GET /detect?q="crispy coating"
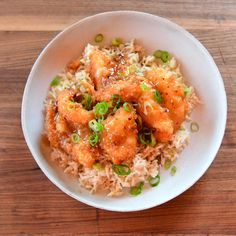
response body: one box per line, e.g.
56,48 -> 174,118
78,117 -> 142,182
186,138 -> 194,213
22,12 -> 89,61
137,89 -> 174,142
100,107 -> 138,164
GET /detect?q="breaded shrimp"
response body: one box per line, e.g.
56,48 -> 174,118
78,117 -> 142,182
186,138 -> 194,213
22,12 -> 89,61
95,79 -> 142,102
72,141 -> 99,168
57,89 -> 94,127
137,89 -> 174,142
45,106 -> 60,148
146,70 -> 188,129
100,107 -> 137,164
55,114 -> 70,134
88,47 -> 111,90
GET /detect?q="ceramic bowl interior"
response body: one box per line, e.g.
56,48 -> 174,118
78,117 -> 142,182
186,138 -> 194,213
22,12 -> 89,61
22,11 -> 227,212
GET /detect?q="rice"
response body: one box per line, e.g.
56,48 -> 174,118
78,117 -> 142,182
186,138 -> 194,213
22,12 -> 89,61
44,39 -> 200,196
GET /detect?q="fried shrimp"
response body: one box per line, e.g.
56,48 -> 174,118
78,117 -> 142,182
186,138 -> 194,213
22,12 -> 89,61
57,89 -> 94,127
72,141 -> 99,168
95,79 -> 142,102
45,106 -> 60,148
146,70 -> 188,129
137,89 -> 174,142
100,107 -> 137,164
88,47 -> 111,90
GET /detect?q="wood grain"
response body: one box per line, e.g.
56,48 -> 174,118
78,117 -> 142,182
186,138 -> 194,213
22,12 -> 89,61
0,0 -> 235,235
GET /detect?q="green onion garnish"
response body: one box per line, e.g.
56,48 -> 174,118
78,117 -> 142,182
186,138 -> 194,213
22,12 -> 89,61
184,85 -> 191,96
154,90 -> 162,103
130,182 -> 144,196
94,101 -> 109,116
71,133 -> 80,143
123,102 -> 132,112
171,166 -> 177,175
153,50 -> 170,63
110,94 -> 121,112
94,33 -> 104,43
111,37 -> 123,46
67,101 -> 76,111
80,93 -> 93,110
89,133 -> 99,146
153,50 -> 162,59
140,83 -> 147,91
148,175 -> 160,187
89,119 -> 104,133
112,164 -> 131,176
138,128 -> 156,146
190,122 -> 199,132
160,51 -> 170,63
50,76 -> 61,87
164,159 -> 172,170
93,162 -> 104,170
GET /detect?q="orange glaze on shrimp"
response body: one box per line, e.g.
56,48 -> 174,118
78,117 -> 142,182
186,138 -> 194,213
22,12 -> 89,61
88,47 -> 111,90
72,141 -> 99,168
137,89 -> 174,142
57,89 -> 94,127
146,70 -> 188,129
95,79 -> 142,103
100,107 -> 137,164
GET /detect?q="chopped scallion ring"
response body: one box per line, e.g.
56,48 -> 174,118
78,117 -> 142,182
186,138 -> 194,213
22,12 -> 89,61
140,83 -> 147,91
190,122 -> 199,132
94,101 -> 109,116
50,76 -> 61,87
93,162 -> 104,170
123,102 -> 132,112
81,93 -> 93,110
71,133 -> 80,143
153,50 -> 170,63
148,175 -> 160,187
111,37 -> 123,46
129,182 -> 144,196
89,119 -> 104,133
184,85 -> 191,96
164,159 -> 172,170
94,33 -> 104,43
171,166 -> 177,175
112,164 -> 131,176
89,133 -> 99,146
154,90 -> 162,103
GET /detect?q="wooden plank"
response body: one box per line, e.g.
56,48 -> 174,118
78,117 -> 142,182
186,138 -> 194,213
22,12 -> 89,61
0,0 -> 235,234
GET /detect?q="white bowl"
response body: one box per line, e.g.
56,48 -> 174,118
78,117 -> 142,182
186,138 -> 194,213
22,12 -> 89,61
21,11 -> 227,212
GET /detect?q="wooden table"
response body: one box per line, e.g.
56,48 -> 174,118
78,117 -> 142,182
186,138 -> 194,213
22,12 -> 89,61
0,1 -> 236,235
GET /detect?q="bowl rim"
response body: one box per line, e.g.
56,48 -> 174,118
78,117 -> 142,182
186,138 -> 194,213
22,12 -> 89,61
21,10 -> 227,212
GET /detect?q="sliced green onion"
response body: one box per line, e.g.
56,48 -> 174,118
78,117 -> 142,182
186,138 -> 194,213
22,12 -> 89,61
164,159 -> 172,170
50,76 -> 61,87
184,85 -> 191,96
67,101 -> 76,111
111,37 -> 123,46
93,162 -> 104,170
140,83 -> 147,91
161,51 -> 170,63
138,128 -> 156,146
143,101 -> 153,115
94,101 -> 109,116
94,33 -> 104,43
130,182 -> 144,196
89,133 -> 99,146
153,50 -> 170,63
112,164 -> 131,176
153,50 -> 162,59
154,90 -> 162,103
80,93 -> 93,110
89,119 -> 104,133
148,175 -> 160,187
110,94 -> 121,112
71,133 -> 80,143
171,166 -> 177,175
123,102 -> 132,112
190,122 -> 199,132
